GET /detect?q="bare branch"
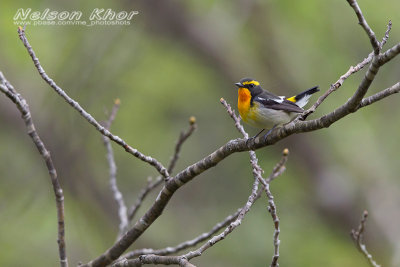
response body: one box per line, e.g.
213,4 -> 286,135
220,98 -> 248,138
351,211 -> 381,267
128,117 -> 197,221
121,133 -> 284,263
120,156 -> 275,265
346,0 -> 380,54
302,54 -> 373,120
0,72 -> 68,267
17,27 -> 170,179
124,208 -> 240,259
249,148 -> 286,267
256,171 -> 280,267
301,20 -> 393,120
168,116 -> 197,175
378,42 -> 400,65
104,98 -> 121,130
183,148 -> 288,266
112,255 -> 196,267
360,82 -> 400,108
266,148 -> 289,184
184,173 -> 261,261
220,97 -> 285,266
271,26 -> 399,144
252,149 -> 289,267
179,100 -> 260,261
128,176 -> 160,221
102,99 -> 128,239
382,20 -> 392,46
338,1 -> 397,114
220,98 -> 288,266
258,148 -> 289,265
121,145 -> 287,264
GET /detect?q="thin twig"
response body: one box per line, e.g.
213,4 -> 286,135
17,26 -> 170,179
183,173 -> 261,261
382,20 -> 392,46
300,20 -> 392,120
219,98 -> 248,138
168,116 -> 197,175
122,145 -> 286,262
104,99 -> 121,130
248,147 -> 288,267
128,117 -> 197,221
347,0 -> 380,55
351,211 -> 381,267
266,148 -> 289,184
128,176 -> 161,221
180,101 -> 261,262
112,255 -> 196,267
123,208 -> 241,259
183,149 -> 288,266
378,42 -> 400,66
102,99 -> 128,239
256,168 -> 282,267
360,82 -> 400,108
0,72 -> 68,267
301,54 -> 373,120
220,98 -> 287,266
256,150 -> 289,266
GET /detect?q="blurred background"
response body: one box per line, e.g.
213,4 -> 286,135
1,0 -> 400,266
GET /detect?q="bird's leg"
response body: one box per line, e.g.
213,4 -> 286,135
253,128 -> 265,139
263,124 -> 278,142
246,129 -> 265,146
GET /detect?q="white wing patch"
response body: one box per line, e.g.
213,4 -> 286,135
276,96 -> 285,103
256,96 -> 284,103
295,94 -> 311,108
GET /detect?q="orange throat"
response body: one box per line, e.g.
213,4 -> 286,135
238,88 -> 251,120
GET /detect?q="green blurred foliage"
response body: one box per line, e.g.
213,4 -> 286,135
0,0 -> 400,266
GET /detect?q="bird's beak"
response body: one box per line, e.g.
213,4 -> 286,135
235,82 -> 243,88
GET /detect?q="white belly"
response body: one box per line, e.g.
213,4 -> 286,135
243,106 -> 296,129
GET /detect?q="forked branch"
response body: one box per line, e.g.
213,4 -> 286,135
17,26 -> 169,179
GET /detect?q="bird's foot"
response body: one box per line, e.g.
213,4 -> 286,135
246,128 -> 265,146
263,125 -> 278,142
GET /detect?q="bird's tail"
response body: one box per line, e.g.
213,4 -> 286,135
286,86 -> 319,108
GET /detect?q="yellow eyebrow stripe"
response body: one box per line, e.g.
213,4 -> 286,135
242,80 -> 260,86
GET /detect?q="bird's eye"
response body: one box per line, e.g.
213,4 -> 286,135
249,83 -> 255,88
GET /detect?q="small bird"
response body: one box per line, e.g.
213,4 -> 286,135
235,78 -> 319,139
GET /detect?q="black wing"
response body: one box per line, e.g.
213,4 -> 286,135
253,94 -> 304,113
